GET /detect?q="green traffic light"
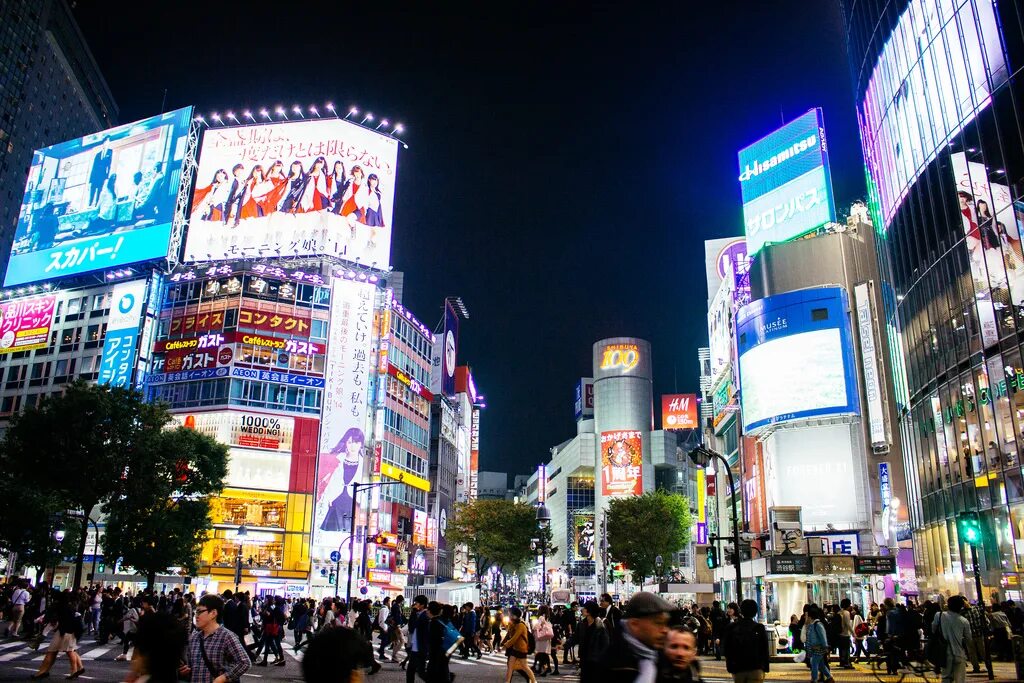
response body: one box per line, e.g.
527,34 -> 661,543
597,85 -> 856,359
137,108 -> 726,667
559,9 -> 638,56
959,514 -> 982,546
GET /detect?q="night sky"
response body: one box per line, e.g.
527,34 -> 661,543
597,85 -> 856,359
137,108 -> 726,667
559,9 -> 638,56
73,1 -> 867,478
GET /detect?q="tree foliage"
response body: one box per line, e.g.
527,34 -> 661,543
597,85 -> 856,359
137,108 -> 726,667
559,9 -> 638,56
607,489 -> 693,585
446,499 -> 554,579
102,426 -> 228,588
0,382 -> 227,586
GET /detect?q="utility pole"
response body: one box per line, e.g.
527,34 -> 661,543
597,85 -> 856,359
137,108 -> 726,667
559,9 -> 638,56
689,446 -> 742,603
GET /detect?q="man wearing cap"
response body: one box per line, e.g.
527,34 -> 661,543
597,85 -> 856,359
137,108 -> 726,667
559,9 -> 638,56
600,592 -> 673,683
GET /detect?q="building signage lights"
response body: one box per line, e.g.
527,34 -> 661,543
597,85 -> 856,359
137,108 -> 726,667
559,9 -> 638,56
0,295 -> 56,354
600,430 -> 643,497
662,394 -> 699,430
737,108 -> 835,256
99,280 -> 147,388
599,344 -> 640,372
855,283 -> 888,449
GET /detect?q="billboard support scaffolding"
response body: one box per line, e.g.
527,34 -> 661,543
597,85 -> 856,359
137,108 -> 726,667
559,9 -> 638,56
167,118 -> 202,270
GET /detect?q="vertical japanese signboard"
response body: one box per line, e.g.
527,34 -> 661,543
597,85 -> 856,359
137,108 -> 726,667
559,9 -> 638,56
470,408 -> 480,499
854,282 -> 888,449
600,430 -> 643,497
314,278 -> 375,549
0,295 -> 56,354
99,280 -> 148,387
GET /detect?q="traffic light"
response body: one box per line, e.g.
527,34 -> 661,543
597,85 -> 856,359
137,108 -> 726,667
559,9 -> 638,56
958,513 -> 982,546
328,571 -> 336,585
706,546 -> 718,569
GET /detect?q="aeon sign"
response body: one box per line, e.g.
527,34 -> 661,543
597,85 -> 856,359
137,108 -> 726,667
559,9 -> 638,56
600,344 -> 640,372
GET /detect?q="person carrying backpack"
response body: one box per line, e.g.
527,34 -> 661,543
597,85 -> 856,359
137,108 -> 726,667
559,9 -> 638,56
722,598 -> 769,682
932,596 -> 972,683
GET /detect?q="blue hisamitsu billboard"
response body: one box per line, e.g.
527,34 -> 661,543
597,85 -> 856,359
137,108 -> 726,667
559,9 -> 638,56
738,108 -> 835,257
736,287 -> 858,433
5,106 -> 194,286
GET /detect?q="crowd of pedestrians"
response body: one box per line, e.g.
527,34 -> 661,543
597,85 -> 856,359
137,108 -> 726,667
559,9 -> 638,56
2,577 -> 1019,682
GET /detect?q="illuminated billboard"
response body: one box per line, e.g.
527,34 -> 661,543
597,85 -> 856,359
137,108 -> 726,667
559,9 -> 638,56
738,108 -> 835,256
0,295 -> 56,354
737,287 -> 859,433
574,378 -> 594,420
314,278 -> 376,548
600,430 -> 643,497
6,107 -> 194,286
950,152 -> 1024,308
568,510 -> 595,562
859,0 -> 1007,225
184,118 -> 399,269
661,394 -> 698,430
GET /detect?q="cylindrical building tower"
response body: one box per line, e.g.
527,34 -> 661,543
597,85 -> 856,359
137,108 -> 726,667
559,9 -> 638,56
592,337 -> 654,585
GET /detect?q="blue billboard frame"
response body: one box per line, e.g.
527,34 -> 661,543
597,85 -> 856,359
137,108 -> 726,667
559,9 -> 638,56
5,106 -> 194,286
736,286 -> 859,432
738,108 -> 836,257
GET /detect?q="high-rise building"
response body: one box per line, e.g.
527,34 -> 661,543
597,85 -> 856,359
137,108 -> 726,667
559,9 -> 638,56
0,0 -> 117,276
844,0 -> 1024,599
525,337 -> 699,602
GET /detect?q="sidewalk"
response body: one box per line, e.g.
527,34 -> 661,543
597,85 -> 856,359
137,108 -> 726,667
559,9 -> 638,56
699,658 -> 1024,681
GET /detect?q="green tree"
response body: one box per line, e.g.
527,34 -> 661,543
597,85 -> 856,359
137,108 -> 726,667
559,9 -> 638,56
607,489 -> 693,586
102,426 -> 228,589
1,381 -> 172,586
447,499 -> 552,582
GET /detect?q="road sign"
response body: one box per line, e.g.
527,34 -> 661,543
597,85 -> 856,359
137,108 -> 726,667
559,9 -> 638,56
330,551 -> 341,562
360,586 -> 368,595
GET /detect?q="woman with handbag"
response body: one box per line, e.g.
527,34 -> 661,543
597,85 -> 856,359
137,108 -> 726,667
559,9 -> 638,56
532,605 -> 556,676
502,607 -> 537,683
805,605 -> 835,683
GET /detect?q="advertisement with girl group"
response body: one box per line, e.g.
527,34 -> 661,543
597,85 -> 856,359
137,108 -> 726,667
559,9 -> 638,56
184,118 -> 399,268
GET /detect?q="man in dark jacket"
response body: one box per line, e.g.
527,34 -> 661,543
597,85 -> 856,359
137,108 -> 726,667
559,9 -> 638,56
598,592 -> 673,683
577,601 -> 609,683
722,599 -> 769,682
405,595 -> 430,683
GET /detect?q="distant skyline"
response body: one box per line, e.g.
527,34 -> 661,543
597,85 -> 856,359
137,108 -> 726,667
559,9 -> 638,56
72,1 -> 866,476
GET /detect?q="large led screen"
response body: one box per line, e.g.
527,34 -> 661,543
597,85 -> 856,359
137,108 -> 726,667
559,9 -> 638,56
738,109 -> 835,256
184,119 -> 399,269
737,287 -> 859,433
6,107 -> 194,286
859,0 -> 1007,226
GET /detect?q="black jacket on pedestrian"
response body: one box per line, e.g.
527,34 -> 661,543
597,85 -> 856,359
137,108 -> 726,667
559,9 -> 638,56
577,617 -> 609,665
425,616 -> 449,682
721,617 -> 769,674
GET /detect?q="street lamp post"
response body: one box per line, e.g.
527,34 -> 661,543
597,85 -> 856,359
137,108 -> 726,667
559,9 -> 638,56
52,528 -> 65,587
536,503 -> 551,604
689,446 -> 742,603
345,479 -> 405,607
234,524 -> 248,593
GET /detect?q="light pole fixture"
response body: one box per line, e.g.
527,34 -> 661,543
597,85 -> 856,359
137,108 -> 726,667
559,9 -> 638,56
52,528 -> 65,586
234,524 -> 248,592
536,503 -> 551,603
345,478 -> 405,607
689,446 -> 743,602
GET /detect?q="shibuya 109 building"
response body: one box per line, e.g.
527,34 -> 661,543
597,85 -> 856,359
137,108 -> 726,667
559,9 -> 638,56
0,104 -> 482,597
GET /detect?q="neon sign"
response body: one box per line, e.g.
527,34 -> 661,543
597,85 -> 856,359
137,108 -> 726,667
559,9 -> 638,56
599,344 -> 640,372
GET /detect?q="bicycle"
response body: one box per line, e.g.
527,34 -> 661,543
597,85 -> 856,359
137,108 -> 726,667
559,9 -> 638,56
870,636 -> 937,683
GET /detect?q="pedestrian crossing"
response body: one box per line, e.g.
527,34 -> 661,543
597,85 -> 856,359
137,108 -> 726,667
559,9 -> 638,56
0,636 -> 129,663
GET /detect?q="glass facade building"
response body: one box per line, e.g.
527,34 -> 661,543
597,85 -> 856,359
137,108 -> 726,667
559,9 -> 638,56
844,0 -> 1024,598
